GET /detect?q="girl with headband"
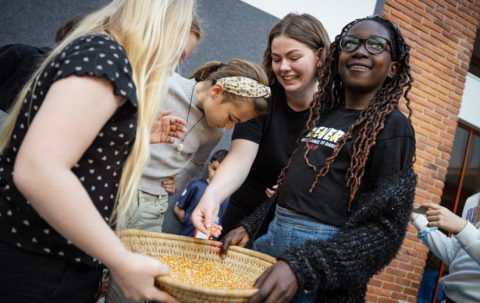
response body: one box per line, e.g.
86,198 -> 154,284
197,15 -> 417,303
108,60 -> 269,302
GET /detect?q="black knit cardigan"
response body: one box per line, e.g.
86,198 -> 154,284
240,166 -> 417,303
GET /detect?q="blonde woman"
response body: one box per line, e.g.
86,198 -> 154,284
0,0 -> 193,302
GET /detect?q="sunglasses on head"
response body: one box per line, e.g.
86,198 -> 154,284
339,35 -> 393,56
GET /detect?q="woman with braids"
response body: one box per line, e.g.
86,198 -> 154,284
191,13 -> 330,238
194,16 -> 417,303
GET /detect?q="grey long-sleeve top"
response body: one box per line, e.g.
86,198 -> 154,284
137,73 -> 223,195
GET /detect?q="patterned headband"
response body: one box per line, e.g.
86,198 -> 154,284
214,77 -> 271,99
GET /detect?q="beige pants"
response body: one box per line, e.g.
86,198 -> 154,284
124,190 -> 168,232
106,190 -> 168,303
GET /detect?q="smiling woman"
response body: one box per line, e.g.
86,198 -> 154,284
189,14 -> 332,246
216,15 -> 417,303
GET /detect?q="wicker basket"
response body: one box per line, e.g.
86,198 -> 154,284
118,229 -> 276,303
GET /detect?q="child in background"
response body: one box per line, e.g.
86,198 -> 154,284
411,191 -> 480,303
175,149 -> 230,240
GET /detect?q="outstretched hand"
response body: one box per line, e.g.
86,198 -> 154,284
248,261 -> 298,303
190,190 -> 222,237
109,251 -> 179,302
220,226 -> 250,260
150,109 -> 187,144
423,202 -> 468,234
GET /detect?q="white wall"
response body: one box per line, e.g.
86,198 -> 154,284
241,0 -> 378,41
459,73 -> 480,128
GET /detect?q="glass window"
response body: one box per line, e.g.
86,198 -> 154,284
457,133 -> 480,216
440,127 -> 469,212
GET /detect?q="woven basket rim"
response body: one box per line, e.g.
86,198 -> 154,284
118,229 -> 276,297
118,229 -> 277,264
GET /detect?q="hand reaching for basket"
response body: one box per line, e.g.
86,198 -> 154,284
248,261 -> 298,303
219,226 -> 250,260
190,189 -> 222,237
109,251 -> 180,303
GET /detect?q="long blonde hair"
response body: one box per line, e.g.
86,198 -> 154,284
0,0 -> 194,228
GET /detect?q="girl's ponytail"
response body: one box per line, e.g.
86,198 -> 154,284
189,61 -> 223,81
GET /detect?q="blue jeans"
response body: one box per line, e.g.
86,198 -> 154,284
253,205 -> 340,303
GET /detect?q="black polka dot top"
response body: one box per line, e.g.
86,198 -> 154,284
0,35 -> 137,268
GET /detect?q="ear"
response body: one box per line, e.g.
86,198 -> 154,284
387,62 -> 399,79
210,83 -> 224,100
316,47 -> 324,68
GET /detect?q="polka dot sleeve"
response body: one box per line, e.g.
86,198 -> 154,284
51,35 -> 137,107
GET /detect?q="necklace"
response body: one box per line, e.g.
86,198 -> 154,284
177,83 -> 205,154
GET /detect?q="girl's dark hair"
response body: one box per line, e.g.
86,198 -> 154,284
277,16 -> 414,210
55,14 -> 86,43
263,13 -> 330,85
189,60 -> 269,115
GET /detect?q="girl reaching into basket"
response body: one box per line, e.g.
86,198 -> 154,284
191,13 -> 331,239
107,60 -> 270,303
120,59 -> 270,233
0,0 -> 195,302
193,15 -> 417,303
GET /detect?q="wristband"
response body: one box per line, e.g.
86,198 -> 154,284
417,226 -> 438,239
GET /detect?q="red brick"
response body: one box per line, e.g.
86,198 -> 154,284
369,286 -> 392,297
365,294 -> 379,302
395,276 -> 413,286
369,278 -> 383,287
391,292 -> 408,301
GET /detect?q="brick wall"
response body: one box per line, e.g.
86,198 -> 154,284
365,1 -> 480,302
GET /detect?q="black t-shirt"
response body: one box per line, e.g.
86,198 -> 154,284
230,83 -> 310,214
0,35 -> 137,268
278,108 -> 415,227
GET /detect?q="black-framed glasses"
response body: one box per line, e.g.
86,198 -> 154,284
339,35 -> 392,56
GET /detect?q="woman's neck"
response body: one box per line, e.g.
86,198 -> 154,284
285,82 -> 318,112
344,90 -> 377,110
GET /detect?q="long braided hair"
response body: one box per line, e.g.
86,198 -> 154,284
276,16 -> 414,210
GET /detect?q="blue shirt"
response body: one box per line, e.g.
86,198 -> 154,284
177,179 -> 230,239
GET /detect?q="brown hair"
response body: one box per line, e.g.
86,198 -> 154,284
263,13 -> 330,85
276,16 -> 414,210
55,15 -> 86,43
190,60 -> 269,115
190,13 -> 202,41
